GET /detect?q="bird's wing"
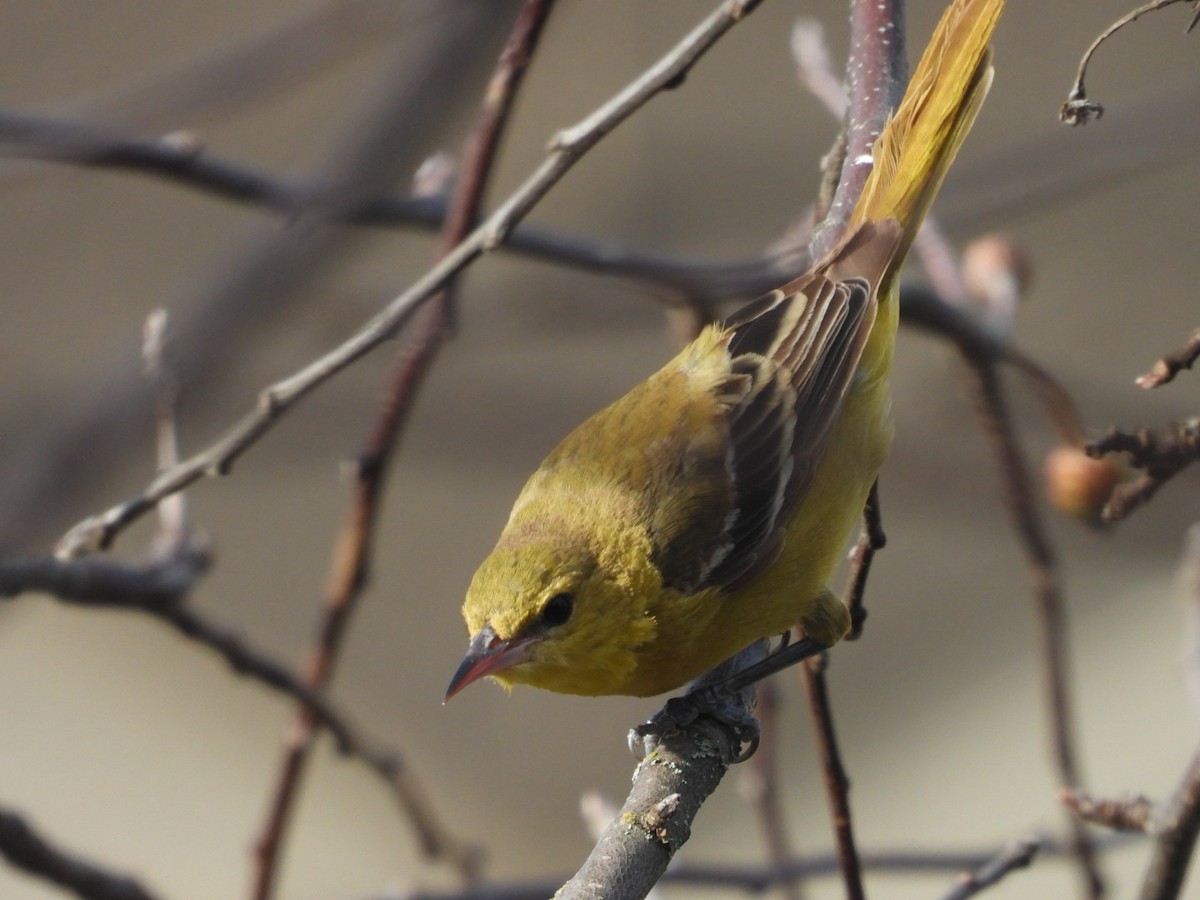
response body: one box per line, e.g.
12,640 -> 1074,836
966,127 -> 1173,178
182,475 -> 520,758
652,219 -> 903,593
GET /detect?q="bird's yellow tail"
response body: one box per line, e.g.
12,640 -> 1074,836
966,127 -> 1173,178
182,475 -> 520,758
852,0 -> 1003,290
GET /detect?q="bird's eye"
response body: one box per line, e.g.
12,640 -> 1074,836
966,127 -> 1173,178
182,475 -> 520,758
541,592 -> 574,627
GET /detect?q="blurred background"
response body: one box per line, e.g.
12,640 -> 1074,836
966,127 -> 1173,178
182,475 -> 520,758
2,1 -> 1200,897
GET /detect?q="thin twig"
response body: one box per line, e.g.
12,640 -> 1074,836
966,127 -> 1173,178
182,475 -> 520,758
963,356 -> 1104,899
791,18 -> 848,120
940,838 -> 1040,900
1086,419 -> 1200,523
1062,0 -> 1200,126
0,806 -> 162,900
1139,746 -> 1200,900
739,680 -> 804,900
1137,327 -> 1200,389
1062,789 -> 1157,834
379,834 -> 1132,900
55,0 -> 771,560
0,554 -> 420,802
911,206 -> 1102,898
801,654 -> 865,900
249,3 -> 556,896
0,109 -> 801,305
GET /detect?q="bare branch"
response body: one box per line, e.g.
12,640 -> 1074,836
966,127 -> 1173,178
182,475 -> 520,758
0,805 -> 162,900
0,554 -> 426,810
380,835 -> 1126,900
1062,0 -> 1200,126
809,0 -> 906,257
801,654 -> 864,900
790,18 -> 847,120
1062,789 -> 1157,833
1140,746 -> 1200,900
556,716 -> 740,900
250,2 -> 556,895
739,681 -> 804,900
1086,419 -> 1200,523
962,358 -> 1104,898
1137,327 -> 1200,389
55,0 -> 770,560
940,839 -> 1040,900
912,213 -> 1103,897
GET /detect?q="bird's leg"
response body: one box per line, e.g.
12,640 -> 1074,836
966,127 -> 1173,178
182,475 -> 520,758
630,630 -> 830,762
630,640 -> 769,761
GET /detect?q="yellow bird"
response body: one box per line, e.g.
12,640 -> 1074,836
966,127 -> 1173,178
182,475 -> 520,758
447,0 -> 1003,702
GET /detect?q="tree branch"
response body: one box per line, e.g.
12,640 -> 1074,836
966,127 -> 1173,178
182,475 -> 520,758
809,0 -> 906,257
54,0 -> 771,560
940,838 -> 1040,900
0,805 -> 162,900
250,1 -> 556,895
802,654 -> 864,900
1139,745 -> 1200,900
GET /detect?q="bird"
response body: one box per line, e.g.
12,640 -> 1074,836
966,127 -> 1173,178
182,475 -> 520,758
446,0 -> 1004,703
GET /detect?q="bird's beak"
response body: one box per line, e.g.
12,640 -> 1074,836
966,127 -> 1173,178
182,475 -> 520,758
443,623 -> 538,703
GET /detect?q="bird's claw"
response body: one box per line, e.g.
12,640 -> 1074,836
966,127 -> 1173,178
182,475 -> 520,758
628,682 -> 761,762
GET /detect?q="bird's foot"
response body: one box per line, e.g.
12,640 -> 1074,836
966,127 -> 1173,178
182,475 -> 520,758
628,680 -> 761,763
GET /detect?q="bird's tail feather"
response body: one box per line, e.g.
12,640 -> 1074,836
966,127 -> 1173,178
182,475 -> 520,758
851,0 -> 1004,288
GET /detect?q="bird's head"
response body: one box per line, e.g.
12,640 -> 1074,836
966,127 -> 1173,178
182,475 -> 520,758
445,530 -> 657,699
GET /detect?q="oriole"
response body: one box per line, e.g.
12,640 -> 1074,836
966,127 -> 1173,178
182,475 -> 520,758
446,0 -> 1003,701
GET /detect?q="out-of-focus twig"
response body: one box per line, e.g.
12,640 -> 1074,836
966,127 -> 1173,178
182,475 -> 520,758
382,835 -> 1131,900
913,220 -> 1103,898
0,554 -> 424,804
1086,419 -> 1200,523
54,0 -> 776,560
1137,327 -> 1200,389
1140,746 -> 1200,900
739,680 -> 804,900
1079,321 -> 1200,526
0,109 -> 800,306
1062,789 -> 1157,834
962,357 -> 1104,899
940,838 -> 1040,900
0,806 -> 161,900
1062,0 -> 1200,126
59,0 -> 412,133
790,18 -> 847,120
249,2 -> 557,897
801,654 -> 864,900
